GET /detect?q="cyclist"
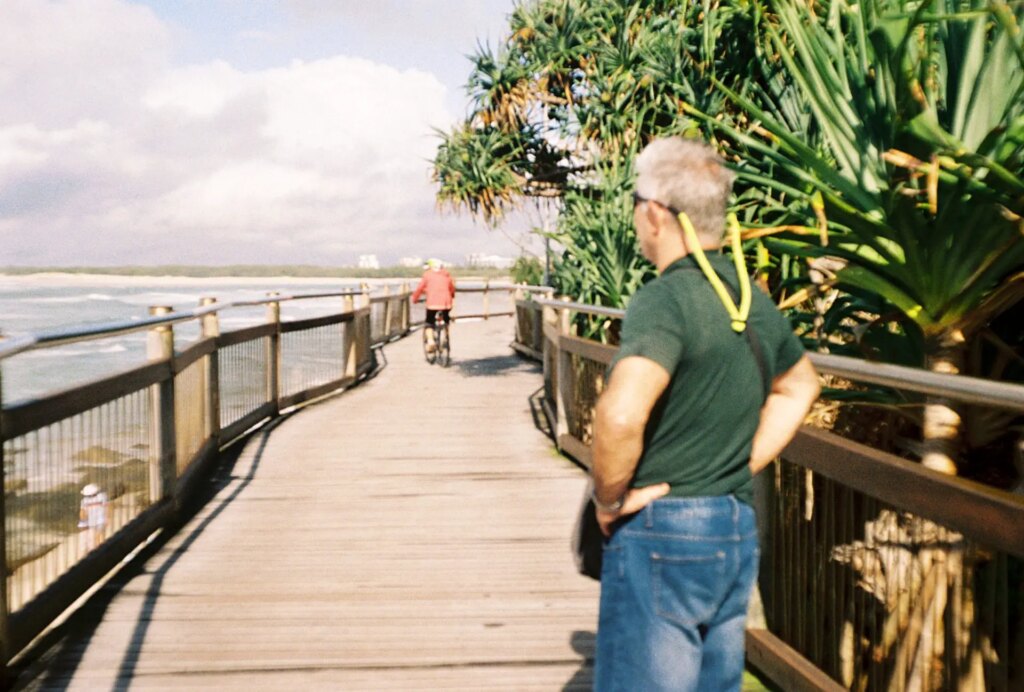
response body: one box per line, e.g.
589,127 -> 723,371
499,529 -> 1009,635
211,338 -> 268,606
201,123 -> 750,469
411,258 -> 455,353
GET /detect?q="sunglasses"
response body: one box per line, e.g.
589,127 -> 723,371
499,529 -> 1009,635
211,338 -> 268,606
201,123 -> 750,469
632,191 -> 682,217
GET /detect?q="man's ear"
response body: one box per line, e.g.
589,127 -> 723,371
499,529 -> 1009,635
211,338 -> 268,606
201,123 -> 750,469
646,202 -> 674,237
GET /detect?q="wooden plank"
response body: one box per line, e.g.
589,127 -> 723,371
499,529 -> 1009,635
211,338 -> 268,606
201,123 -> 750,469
218,403 -> 276,445
175,437 -> 219,496
172,338 -> 216,374
278,376 -> 355,410
509,341 -> 542,361
746,629 -> 844,692
280,312 -> 353,334
2,362 -> 170,440
452,311 -> 514,320
558,434 -> 593,470
785,426 -> 1024,558
217,323 -> 276,348
558,334 -> 616,366
542,321 -> 561,343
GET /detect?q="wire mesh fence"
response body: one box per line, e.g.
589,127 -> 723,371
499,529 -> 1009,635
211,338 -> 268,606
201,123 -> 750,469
280,322 -> 347,399
218,337 -> 270,430
3,390 -> 153,612
566,353 -> 607,446
370,295 -> 407,344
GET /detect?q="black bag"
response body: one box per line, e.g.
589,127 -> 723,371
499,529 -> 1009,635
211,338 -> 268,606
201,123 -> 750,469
572,482 -> 605,580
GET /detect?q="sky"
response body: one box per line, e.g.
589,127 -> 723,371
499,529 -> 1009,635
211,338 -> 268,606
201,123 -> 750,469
0,0 -> 536,267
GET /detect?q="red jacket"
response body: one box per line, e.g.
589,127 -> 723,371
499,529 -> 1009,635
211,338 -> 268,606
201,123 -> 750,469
411,269 -> 455,309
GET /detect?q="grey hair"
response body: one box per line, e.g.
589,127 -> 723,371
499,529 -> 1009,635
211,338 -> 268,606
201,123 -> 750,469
634,137 -> 735,244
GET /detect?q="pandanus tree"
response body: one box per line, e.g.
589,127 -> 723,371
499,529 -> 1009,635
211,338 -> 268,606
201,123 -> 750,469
432,0 -> 770,308
702,0 -> 1024,473
689,6 -> 1024,686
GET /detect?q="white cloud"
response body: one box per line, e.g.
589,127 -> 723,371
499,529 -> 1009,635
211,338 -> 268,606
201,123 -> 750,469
0,0 -> 169,128
0,0 -> 529,266
143,61 -> 251,119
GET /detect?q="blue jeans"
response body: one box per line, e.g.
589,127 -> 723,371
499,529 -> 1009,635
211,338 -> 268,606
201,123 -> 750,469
594,496 -> 759,692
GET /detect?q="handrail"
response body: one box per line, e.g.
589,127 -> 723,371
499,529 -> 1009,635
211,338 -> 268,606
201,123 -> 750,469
0,283 -> 543,361
455,282 -> 550,292
0,290 -> 365,361
533,297 -> 625,318
811,352 -> 1024,413
530,297 -> 1024,412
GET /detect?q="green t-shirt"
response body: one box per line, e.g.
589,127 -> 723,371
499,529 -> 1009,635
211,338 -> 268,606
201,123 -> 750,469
610,254 -> 806,504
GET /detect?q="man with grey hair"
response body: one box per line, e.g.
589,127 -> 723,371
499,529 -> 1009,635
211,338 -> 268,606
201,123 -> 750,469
590,137 -> 820,690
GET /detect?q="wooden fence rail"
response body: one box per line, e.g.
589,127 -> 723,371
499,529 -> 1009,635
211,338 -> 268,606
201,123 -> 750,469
513,298 -> 1024,692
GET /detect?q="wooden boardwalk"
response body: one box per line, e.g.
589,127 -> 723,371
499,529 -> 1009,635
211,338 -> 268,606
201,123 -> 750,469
18,318 -> 599,690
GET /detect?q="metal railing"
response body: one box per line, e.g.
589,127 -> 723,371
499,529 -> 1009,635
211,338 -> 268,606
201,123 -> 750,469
513,297 -> 1024,692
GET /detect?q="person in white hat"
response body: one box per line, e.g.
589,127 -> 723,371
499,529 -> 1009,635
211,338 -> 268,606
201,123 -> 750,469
79,483 -> 109,551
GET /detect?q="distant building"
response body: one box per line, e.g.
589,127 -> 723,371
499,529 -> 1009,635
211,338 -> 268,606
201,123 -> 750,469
465,253 -> 514,269
358,254 -> 380,269
398,256 -> 423,268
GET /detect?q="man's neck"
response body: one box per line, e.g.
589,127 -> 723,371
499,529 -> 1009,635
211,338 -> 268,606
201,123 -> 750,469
656,244 -> 722,274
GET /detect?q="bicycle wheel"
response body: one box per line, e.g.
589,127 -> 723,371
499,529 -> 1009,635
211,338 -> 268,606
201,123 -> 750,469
422,326 -> 437,364
437,325 -> 450,367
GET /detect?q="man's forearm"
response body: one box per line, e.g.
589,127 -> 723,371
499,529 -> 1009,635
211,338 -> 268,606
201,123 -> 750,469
749,393 -> 812,474
590,356 -> 670,508
592,407 -> 645,504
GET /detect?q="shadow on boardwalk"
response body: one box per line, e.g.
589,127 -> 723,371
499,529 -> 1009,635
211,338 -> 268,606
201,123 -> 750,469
11,426 -> 276,691
11,318 -> 598,691
452,354 -> 533,378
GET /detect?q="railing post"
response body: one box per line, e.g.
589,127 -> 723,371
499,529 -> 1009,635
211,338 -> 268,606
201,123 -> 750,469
382,284 -> 393,339
360,283 -> 371,351
266,293 -> 281,413
751,461 -> 775,630
537,289 -> 553,354
513,285 -> 525,345
199,298 -> 221,446
147,306 -> 177,503
0,365 -> 10,669
483,279 -> 490,319
541,298 -> 566,442
542,302 -> 556,408
401,282 -> 410,334
343,293 -> 357,379
554,300 -> 573,443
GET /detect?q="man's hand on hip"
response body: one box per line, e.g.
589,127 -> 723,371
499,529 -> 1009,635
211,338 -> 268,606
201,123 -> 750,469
596,482 -> 671,537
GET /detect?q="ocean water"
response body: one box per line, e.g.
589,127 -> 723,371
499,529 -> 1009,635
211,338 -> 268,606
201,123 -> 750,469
0,276 -> 378,403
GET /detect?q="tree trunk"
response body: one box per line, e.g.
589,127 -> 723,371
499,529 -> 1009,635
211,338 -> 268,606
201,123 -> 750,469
921,338 -> 965,475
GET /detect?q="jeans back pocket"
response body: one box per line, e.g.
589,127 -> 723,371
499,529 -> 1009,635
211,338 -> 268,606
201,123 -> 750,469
651,549 -> 728,627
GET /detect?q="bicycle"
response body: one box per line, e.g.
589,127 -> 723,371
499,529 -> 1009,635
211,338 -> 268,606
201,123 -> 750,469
422,320 -> 451,367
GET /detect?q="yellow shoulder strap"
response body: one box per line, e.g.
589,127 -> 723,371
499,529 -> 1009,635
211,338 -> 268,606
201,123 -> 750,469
677,212 -> 751,332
